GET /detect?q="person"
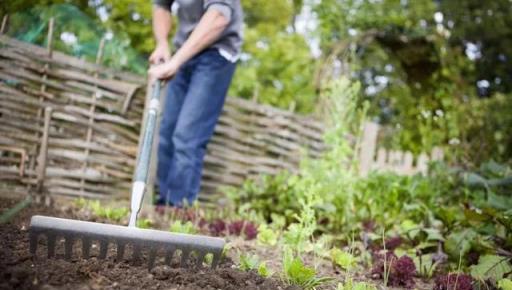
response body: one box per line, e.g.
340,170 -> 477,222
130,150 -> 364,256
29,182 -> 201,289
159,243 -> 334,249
148,0 -> 243,207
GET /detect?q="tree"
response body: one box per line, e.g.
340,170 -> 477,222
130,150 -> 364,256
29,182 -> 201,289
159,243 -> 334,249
441,0 -> 512,96
313,0 -> 512,162
229,0 -> 317,113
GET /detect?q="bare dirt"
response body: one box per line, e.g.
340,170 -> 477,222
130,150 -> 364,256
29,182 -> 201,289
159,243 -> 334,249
0,197 -> 291,290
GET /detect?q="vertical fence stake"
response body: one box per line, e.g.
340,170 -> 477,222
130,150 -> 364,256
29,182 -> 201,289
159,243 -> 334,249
35,107 -> 53,205
0,15 -> 8,34
80,38 -> 106,195
358,122 -> 379,176
27,18 -> 55,198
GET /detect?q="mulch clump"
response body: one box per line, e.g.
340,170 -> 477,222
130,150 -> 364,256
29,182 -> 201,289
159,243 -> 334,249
0,197 -> 289,290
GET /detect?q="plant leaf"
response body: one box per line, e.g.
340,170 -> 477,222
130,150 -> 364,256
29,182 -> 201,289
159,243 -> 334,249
470,255 -> 512,282
444,229 -> 477,259
498,278 -> 512,290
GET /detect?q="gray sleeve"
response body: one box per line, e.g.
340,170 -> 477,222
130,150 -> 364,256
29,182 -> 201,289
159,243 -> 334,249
153,0 -> 174,11
204,0 -> 233,22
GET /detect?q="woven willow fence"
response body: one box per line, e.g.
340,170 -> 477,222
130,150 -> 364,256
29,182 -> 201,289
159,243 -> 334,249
0,24 -> 325,200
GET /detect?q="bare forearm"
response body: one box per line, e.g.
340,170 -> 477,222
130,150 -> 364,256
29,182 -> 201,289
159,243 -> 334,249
153,5 -> 172,45
172,9 -> 229,67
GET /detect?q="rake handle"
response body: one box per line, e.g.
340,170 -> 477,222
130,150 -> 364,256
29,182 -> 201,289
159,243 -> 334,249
129,80 -> 161,227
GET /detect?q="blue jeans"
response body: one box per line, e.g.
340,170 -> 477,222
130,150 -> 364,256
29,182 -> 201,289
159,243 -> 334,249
157,49 -> 236,206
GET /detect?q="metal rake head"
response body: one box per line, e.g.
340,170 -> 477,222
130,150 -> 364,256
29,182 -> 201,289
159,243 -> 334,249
29,215 -> 225,269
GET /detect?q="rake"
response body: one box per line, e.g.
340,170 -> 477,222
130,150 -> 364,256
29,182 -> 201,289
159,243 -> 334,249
29,80 -> 225,269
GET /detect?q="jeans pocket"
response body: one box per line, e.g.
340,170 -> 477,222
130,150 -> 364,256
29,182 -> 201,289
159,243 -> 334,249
198,49 -> 230,68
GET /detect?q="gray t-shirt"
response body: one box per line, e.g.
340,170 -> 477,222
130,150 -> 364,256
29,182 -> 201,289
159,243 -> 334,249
153,0 -> 243,62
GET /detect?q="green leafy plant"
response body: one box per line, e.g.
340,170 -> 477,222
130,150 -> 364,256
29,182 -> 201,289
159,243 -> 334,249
257,224 -> 278,246
238,254 -> 273,278
470,255 -> 512,284
336,280 -> 377,290
498,278 -> 512,290
239,253 -> 260,271
169,220 -> 197,234
258,261 -> 272,278
414,253 -> 441,279
204,253 -> 214,266
282,250 -> 332,290
74,197 -> 87,208
136,218 -> 153,229
330,248 -> 357,271
88,200 -> 129,222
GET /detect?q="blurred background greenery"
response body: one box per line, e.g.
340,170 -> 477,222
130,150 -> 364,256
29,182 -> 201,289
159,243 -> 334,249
1,0 -> 511,165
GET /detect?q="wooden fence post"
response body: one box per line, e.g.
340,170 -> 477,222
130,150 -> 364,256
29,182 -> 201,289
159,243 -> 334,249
35,107 -> 53,205
431,146 -> 444,161
416,153 -> 429,175
80,38 -> 106,195
27,18 -> 54,199
0,15 -> 8,34
402,152 -> 414,175
359,122 -> 379,176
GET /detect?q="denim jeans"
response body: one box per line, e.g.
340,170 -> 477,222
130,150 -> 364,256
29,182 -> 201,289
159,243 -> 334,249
157,49 -> 236,206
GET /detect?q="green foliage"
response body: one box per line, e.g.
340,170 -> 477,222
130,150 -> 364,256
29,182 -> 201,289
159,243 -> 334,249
313,0 -> 512,162
204,253 -> 214,265
441,0 -> 512,94
257,224 -> 278,246
100,0 -> 155,55
227,172 -> 299,225
336,280 -> 377,290
413,253 -> 440,279
87,200 -> 128,222
470,255 -> 512,283
230,29 -> 317,113
136,218 -> 153,229
169,220 -> 196,234
4,4 -> 147,73
228,79 -> 512,282
330,248 -> 357,271
282,185 -> 319,256
444,229 -> 478,259
257,262 -> 271,278
75,198 -> 129,222
239,253 -> 260,271
74,197 -> 87,208
228,0 -> 317,113
238,254 -> 273,278
282,250 -> 332,290
498,278 -> 512,290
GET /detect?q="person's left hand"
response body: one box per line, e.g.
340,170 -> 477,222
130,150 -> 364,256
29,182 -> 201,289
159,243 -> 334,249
148,59 -> 180,82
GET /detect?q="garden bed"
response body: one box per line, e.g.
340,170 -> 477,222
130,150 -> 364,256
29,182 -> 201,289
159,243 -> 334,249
0,197 -> 290,290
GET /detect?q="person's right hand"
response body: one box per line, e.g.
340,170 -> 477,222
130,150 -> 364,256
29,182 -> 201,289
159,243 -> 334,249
149,42 -> 171,64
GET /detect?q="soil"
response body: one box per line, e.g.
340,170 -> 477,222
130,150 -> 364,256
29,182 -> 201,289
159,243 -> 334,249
0,197 -> 290,290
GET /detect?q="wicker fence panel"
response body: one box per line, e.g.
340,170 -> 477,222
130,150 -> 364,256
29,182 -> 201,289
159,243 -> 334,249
0,34 -> 146,199
0,33 -> 326,200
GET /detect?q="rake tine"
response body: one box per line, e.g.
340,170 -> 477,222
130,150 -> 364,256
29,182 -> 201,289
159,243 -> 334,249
82,238 -> 91,259
148,249 -> 157,269
133,245 -> 141,262
164,248 -> 175,265
196,251 -> 206,268
64,235 -> 73,260
30,216 -> 226,269
47,234 -> 56,258
29,232 -> 38,255
99,240 -> 108,259
180,250 -> 190,268
116,241 -> 125,262
211,253 -> 221,269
